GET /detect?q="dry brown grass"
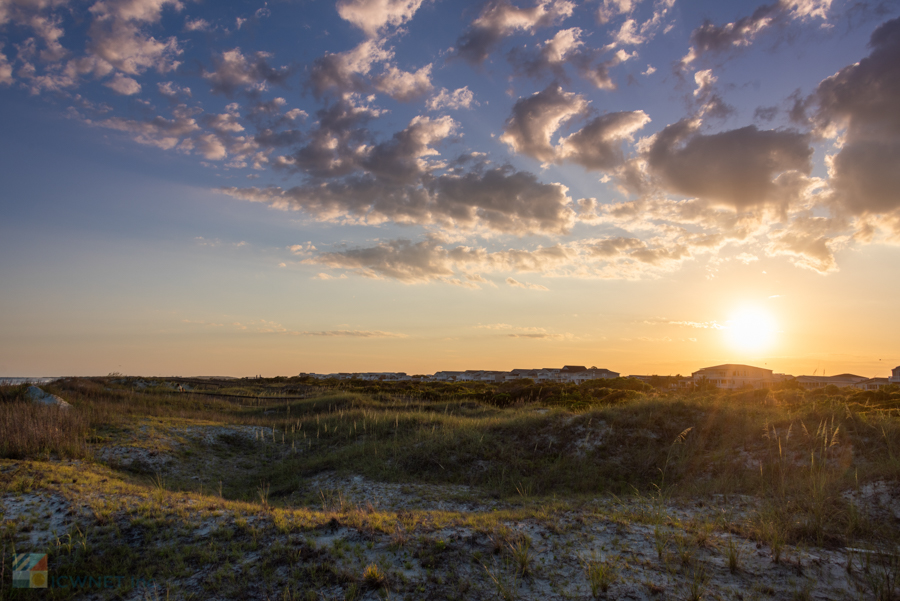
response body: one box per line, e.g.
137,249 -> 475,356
0,401 -> 90,459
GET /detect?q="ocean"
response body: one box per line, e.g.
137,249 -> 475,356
0,377 -> 61,386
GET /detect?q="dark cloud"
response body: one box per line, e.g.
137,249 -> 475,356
219,163 -> 577,235
754,105 -> 779,122
809,17 -> 900,219
500,83 -> 587,162
429,165 -> 576,233
275,96 -> 383,179
646,120 -> 813,211
307,40 -> 386,98
507,27 -> 635,89
558,110 -> 651,170
307,39 -> 433,102
277,100 -> 454,184
204,48 -> 292,96
500,83 -> 650,171
680,0 -> 832,67
685,3 -> 780,63
507,26 -> 582,81
455,0 -> 575,65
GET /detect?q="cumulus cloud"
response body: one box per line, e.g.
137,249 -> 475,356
500,83 -> 650,171
427,86 -> 476,111
87,0 -> 183,75
184,17 -> 211,31
157,80 -> 190,98
597,0 -> 637,24
307,38 -> 392,97
558,110 -> 651,170
220,163 -> 577,235
455,0 -> 575,65
103,72 -> 141,94
507,26 -> 582,79
89,105 -> 265,165
500,84 -> 588,163
273,95 -> 384,178
374,63 -> 433,101
806,17 -> 900,232
645,119 -> 813,212
204,48 -> 291,96
336,0 -> 425,37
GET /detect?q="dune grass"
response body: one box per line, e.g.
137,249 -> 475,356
4,376 -> 900,599
4,376 -> 900,553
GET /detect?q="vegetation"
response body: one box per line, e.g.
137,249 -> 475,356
2,375 -> 900,599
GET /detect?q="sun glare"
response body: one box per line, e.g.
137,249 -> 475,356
726,308 -> 777,353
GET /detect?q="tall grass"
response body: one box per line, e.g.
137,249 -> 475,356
0,401 -> 90,459
5,376 -> 900,551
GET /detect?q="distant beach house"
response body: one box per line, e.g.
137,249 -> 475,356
854,377 -> 891,390
557,366 -> 619,384
433,371 -> 463,382
795,374 -> 867,389
692,364 -> 789,389
890,366 -> 900,384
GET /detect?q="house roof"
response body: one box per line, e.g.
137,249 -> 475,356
696,364 -> 771,371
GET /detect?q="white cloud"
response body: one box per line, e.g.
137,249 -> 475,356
374,63 -> 433,101
427,86 -> 476,111
597,0 -> 637,24
0,46 -> 13,85
693,68 -> 715,97
103,72 -> 141,94
336,0 -> 425,37
157,80 -> 190,97
184,17 -> 211,31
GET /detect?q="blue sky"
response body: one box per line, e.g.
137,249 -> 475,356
1,0 -> 898,377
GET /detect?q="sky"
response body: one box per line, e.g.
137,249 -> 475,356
0,0 -> 898,378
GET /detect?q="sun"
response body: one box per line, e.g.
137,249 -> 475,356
725,308 -> 777,352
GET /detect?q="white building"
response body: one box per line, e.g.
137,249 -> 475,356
854,378 -> 891,391
433,371 -> 463,382
692,364 -> 788,389
796,374 -> 867,389
890,366 -> 900,384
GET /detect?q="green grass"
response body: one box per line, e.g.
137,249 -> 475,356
3,376 -> 900,599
